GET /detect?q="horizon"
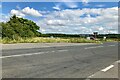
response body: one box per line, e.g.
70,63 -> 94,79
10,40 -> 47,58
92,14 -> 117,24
1,2 -> 118,34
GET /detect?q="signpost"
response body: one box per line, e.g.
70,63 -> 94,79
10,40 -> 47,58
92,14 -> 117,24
93,32 -> 98,39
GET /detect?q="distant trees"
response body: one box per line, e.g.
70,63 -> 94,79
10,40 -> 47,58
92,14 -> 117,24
1,15 -> 41,39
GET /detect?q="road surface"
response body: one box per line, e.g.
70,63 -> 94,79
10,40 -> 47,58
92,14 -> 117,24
1,42 -> 119,79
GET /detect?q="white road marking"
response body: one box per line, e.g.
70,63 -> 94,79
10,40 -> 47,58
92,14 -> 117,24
1,49 -> 68,59
85,46 -> 104,49
58,50 -> 68,52
0,52 -> 48,59
87,60 -> 118,78
101,65 -> 114,72
88,64 -> 115,78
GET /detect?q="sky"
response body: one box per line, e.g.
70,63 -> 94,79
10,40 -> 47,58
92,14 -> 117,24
1,1 -> 119,34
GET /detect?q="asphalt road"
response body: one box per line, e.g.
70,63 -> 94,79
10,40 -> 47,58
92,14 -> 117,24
1,42 -> 118,78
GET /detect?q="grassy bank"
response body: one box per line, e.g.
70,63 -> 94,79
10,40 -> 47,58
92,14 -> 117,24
0,37 -> 101,44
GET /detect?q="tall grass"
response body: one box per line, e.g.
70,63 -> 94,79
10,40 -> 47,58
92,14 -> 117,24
1,37 -> 101,44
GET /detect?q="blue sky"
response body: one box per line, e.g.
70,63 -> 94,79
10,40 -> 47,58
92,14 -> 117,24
1,2 -> 118,34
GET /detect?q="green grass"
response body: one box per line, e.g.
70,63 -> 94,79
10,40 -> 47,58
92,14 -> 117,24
1,37 -> 101,44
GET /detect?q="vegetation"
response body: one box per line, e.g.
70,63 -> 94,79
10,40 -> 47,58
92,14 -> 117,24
0,15 -> 119,44
0,37 -> 101,44
41,33 -> 120,39
1,15 -> 41,39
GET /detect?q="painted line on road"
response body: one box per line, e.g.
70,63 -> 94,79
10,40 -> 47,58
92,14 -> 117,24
0,52 -> 48,59
85,46 -> 104,49
87,60 -> 117,78
1,49 -> 68,59
87,65 -> 115,78
58,50 -> 68,52
101,65 -> 114,72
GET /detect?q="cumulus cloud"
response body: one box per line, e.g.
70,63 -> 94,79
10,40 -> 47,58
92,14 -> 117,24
22,7 -> 42,17
37,7 -> 118,34
10,9 -> 25,18
10,7 -> 42,17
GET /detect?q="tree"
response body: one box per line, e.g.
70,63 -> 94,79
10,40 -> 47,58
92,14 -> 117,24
1,15 -> 41,39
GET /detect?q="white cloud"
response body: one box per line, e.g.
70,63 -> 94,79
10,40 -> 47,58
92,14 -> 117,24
37,7 -> 118,34
61,0 -> 78,8
65,2 -> 78,8
53,1 -> 78,11
53,3 -> 62,10
10,7 -> 42,18
10,9 -> 25,18
53,6 -> 61,11
22,7 -> 42,17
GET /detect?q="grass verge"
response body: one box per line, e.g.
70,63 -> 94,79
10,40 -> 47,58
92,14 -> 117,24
0,37 -> 101,44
